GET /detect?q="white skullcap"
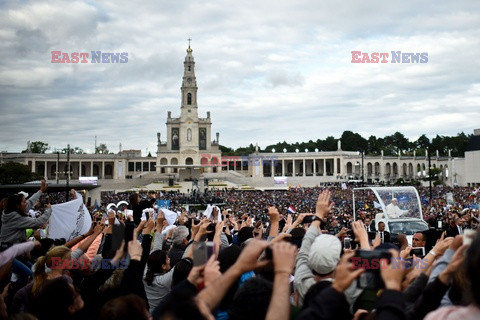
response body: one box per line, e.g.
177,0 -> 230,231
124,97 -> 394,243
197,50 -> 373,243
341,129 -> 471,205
308,234 -> 342,275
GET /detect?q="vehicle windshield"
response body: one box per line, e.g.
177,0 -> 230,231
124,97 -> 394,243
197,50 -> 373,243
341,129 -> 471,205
376,188 -> 422,220
388,220 -> 428,235
353,187 -> 423,221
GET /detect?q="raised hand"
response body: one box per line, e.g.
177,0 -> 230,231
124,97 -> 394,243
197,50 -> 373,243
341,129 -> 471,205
372,233 -> 381,248
352,221 -> 369,249
40,179 -> 48,193
233,239 -> 270,273
268,206 -> 280,222
143,216 -> 155,234
315,189 -> 334,219
438,245 -> 467,285
332,251 -> 365,293
108,210 -> 115,226
203,255 -> 221,287
128,239 -> 143,261
380,250 -> 404,291
271,241 -> 297,275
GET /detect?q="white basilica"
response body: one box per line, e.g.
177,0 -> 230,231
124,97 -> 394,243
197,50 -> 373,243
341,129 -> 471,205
155,44 -> 221,178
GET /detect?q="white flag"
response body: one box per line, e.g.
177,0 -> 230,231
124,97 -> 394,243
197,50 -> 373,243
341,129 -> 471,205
203,204 -> 222,221
159,208 -> 179,226
47,192 -> 92,241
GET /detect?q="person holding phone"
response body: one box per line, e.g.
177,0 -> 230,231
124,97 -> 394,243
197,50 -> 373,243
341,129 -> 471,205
424,216 -> 445,252
128,193 -> 156,226
0,180 -> 51,246
412,232 -> 426,250
144,249 -> 173,313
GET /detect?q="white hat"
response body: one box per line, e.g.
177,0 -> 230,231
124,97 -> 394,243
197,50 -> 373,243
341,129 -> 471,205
308,234 -> 342,275
18,191 -> 29,198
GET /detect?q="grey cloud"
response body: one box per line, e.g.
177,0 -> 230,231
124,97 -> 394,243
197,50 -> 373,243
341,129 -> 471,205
265,70 -> 305,88
1,0 -> 480,153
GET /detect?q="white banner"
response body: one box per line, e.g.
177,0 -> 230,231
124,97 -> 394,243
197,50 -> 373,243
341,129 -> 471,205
446,192 -> 455,205
79,176 -> 98,185
47,192 -> 92,241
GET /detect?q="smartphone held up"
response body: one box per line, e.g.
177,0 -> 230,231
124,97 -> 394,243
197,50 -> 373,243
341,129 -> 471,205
193,241 -> 216,266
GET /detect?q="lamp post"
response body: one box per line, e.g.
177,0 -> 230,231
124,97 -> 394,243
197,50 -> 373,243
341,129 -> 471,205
428,148 -> 432,205
356,151 -> 365,185
361,151 -> 364,186
66,144 -> 70,201
56,151 -> 60,184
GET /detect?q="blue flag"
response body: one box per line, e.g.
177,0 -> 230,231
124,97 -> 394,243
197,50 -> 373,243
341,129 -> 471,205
157,200 -> 171,210
421,196 -> 429,205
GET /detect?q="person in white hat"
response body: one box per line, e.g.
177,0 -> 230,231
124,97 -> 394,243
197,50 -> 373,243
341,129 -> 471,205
0,180 -> 51,245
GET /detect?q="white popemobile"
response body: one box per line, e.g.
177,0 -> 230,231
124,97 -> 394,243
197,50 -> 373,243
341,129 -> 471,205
353,186 -> 429,246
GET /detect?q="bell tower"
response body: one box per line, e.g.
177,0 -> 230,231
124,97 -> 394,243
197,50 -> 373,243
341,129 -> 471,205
181,39 -> 198,119
157,41 -> 221,176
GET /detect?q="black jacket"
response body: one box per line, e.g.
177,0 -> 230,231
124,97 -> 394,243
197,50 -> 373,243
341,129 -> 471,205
379,230 -> 391,243
130,198 -> 156,225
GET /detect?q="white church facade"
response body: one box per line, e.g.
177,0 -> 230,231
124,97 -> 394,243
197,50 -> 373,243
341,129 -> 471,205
155,44 -> 222,177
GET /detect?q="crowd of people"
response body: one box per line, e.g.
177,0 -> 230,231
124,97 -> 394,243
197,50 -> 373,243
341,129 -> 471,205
0,180 -> 479,319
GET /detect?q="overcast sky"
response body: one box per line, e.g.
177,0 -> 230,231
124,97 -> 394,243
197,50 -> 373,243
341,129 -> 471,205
1,0 -> 479,155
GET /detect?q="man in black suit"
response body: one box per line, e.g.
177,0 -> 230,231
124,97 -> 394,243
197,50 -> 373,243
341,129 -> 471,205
377,221 -> 391,243
424,216 -> 444,252
364,217 -> 376,232
446,217 -> 465,237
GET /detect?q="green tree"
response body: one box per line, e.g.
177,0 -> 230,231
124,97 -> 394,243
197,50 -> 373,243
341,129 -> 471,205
415,134 -> 430,150
450,132 -> 471,157
235,143 -> 257,155
0,162 -> 43,184
265,141 -> 293,153
323,136 -> 338,151
384,132 -> 411,155
61,146 -> 85,154
431,135 -> 447,156
431,132 -> 471,157
394,132 -> 412,154
366,135 -> 380,155
219,145 -> 235,155
414,134 -> 430,156
340,131 -> 368,152
95,143 -> 109,154
22,141 -> 49,153
225,131 -> 469,157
